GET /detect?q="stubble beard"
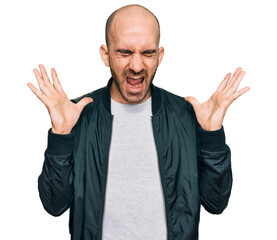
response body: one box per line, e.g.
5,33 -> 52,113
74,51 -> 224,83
110,67 -> 157,104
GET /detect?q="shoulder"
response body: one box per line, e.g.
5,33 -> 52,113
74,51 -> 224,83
70,86 -> 106,118
155,86 -> 198,138
158,87 -> 195,117
71,87 -> 103,104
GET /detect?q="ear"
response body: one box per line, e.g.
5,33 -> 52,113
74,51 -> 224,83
158,47 -> 164,66
100,44 -> 110,67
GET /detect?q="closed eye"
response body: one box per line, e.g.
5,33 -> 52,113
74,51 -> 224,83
142,49 -> 157,57
115,49 -> 133,57
115,48 -> 157,57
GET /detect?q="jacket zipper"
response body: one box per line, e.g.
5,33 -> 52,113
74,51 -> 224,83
152,116 -> 170,240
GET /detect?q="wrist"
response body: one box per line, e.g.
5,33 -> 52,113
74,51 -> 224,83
199,121 -> 222,131
51,127 -> 72,135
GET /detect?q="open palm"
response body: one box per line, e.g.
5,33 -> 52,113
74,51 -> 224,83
27,64 -> 93,134
185,67 -> 250,131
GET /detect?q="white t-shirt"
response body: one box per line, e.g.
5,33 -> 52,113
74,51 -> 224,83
102,97 -> 167,240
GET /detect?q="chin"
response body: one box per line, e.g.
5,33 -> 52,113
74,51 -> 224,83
121,91 -> 149,103
121,81 -> 151,103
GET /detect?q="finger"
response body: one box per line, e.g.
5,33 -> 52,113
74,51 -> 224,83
27,82 -> 51,106
33,68 -> 52,96
232,70 -> 246,92
228,67 -> 242,86
51,68 -> 66,96
38,64 -> 56,95
216,72 -> 231,93
185,96 -> 200,112
225,70 -> 246,96
232,86 -> 250,102
77,97 -> 93,112
39,64 -> 51,83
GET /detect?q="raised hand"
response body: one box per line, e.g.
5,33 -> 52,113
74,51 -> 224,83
185,67 -> 250,131
27,64 -> 93,134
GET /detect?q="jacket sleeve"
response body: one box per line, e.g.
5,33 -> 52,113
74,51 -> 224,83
197,126 -> 232,214
38,129 -> 74,216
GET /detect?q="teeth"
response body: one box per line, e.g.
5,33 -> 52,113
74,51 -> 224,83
139,82 -> 142,86
130,77 -> 142,79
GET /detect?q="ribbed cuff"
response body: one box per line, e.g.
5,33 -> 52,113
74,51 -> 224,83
46,128 -> 74,155
198,126 -> 226,151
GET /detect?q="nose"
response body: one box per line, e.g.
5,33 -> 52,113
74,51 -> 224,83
129,53 -> 144,73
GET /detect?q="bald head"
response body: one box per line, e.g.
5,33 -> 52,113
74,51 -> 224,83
105,4 -> 160,47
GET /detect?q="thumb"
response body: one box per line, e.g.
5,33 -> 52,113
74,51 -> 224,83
77,97 -> 93,111
185,96 -> 200,112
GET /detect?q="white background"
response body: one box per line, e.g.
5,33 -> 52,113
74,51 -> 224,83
1,0 -> 276,239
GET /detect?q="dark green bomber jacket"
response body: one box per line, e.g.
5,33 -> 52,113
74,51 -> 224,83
38,78 -> 232,240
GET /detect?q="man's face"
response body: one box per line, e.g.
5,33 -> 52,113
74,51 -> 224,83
101,8 -> 164,104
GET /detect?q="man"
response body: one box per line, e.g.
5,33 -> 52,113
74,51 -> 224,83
27,4 -> 249,240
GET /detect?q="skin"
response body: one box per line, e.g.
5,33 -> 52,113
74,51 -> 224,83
27,4 -> 249,134
186,67 -> 250,130
100,5 -> 164,104
27,65 -> 93,134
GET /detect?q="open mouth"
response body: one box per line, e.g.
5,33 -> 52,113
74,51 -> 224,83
126,76 -> 144,90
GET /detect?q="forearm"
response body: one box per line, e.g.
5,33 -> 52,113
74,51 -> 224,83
198,126 -> 232,214
38,129 -> 74,216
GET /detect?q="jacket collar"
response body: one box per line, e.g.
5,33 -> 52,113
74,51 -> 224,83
102,77 -> 162,116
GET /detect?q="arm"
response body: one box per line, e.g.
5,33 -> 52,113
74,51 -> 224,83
38,130 -> 74,216
28,64 -> 92,215
197,126 -> 232,214
185,67 -> 249,213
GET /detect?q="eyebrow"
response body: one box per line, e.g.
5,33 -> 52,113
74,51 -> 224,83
142,49 -> 157,54
115,49 -> 157,54
115,49 -> 133,54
